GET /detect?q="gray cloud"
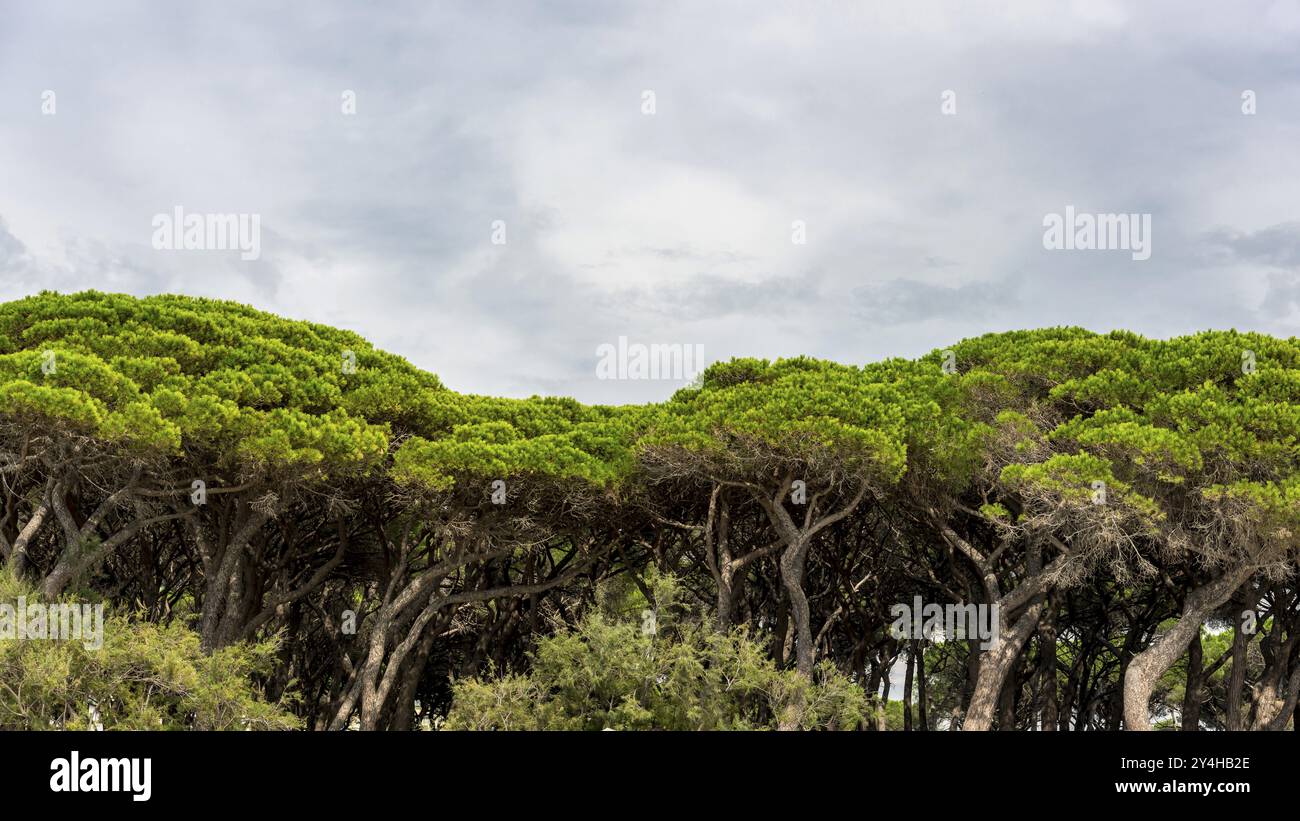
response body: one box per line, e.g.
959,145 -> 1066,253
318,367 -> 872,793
1204,223 -> 1300,269
853,277 -> 1017,326
1261,272 -> 1300,321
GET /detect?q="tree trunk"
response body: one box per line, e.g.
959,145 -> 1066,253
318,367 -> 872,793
903,642 -> 915,731
772,597 -> 789,667
389,625 -> 441,730
778,537 -> 814,677
1250,636 -> 1300,730
997,664 -> 1018,730
8,490 -> 51,580
713,491 -> 736,630
199,509 -> 269,650
1225,606 -> 1250,730
1037,598 -> 1058,731
962,601 -> 1043,730
915,639 -> 929,731
877,665 -> 892,730
1182,629 -> 1204,731
1123,568 -> 1251,731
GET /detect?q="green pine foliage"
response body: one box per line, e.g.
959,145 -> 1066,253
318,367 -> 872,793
0,290 -> 1296,730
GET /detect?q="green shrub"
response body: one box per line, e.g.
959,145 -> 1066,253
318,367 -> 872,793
0,569 -> 300,730
445,573 -> 868,731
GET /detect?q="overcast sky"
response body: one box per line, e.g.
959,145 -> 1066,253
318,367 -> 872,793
2,1 -> 1299,403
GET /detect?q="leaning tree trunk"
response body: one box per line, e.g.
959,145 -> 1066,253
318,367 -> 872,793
1123,567 -> 1252,731
963,600 -> 1043,730
7,481 -> 53,580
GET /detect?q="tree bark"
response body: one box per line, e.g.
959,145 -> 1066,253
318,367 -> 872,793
903,641 -> 915,731
1181,628 -> 1204,731
747,475 -> 870,684
963,601 -> 1042,730
1225,604 -> 1250,730
1123,567 -> 1251,731
778,536 -> 815,677
915,639 -> 929,731
1249,623 -> 1300,730
1037,596 -> 1058,731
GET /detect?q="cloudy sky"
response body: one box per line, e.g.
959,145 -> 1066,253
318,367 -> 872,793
1,0 -> 1298,403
